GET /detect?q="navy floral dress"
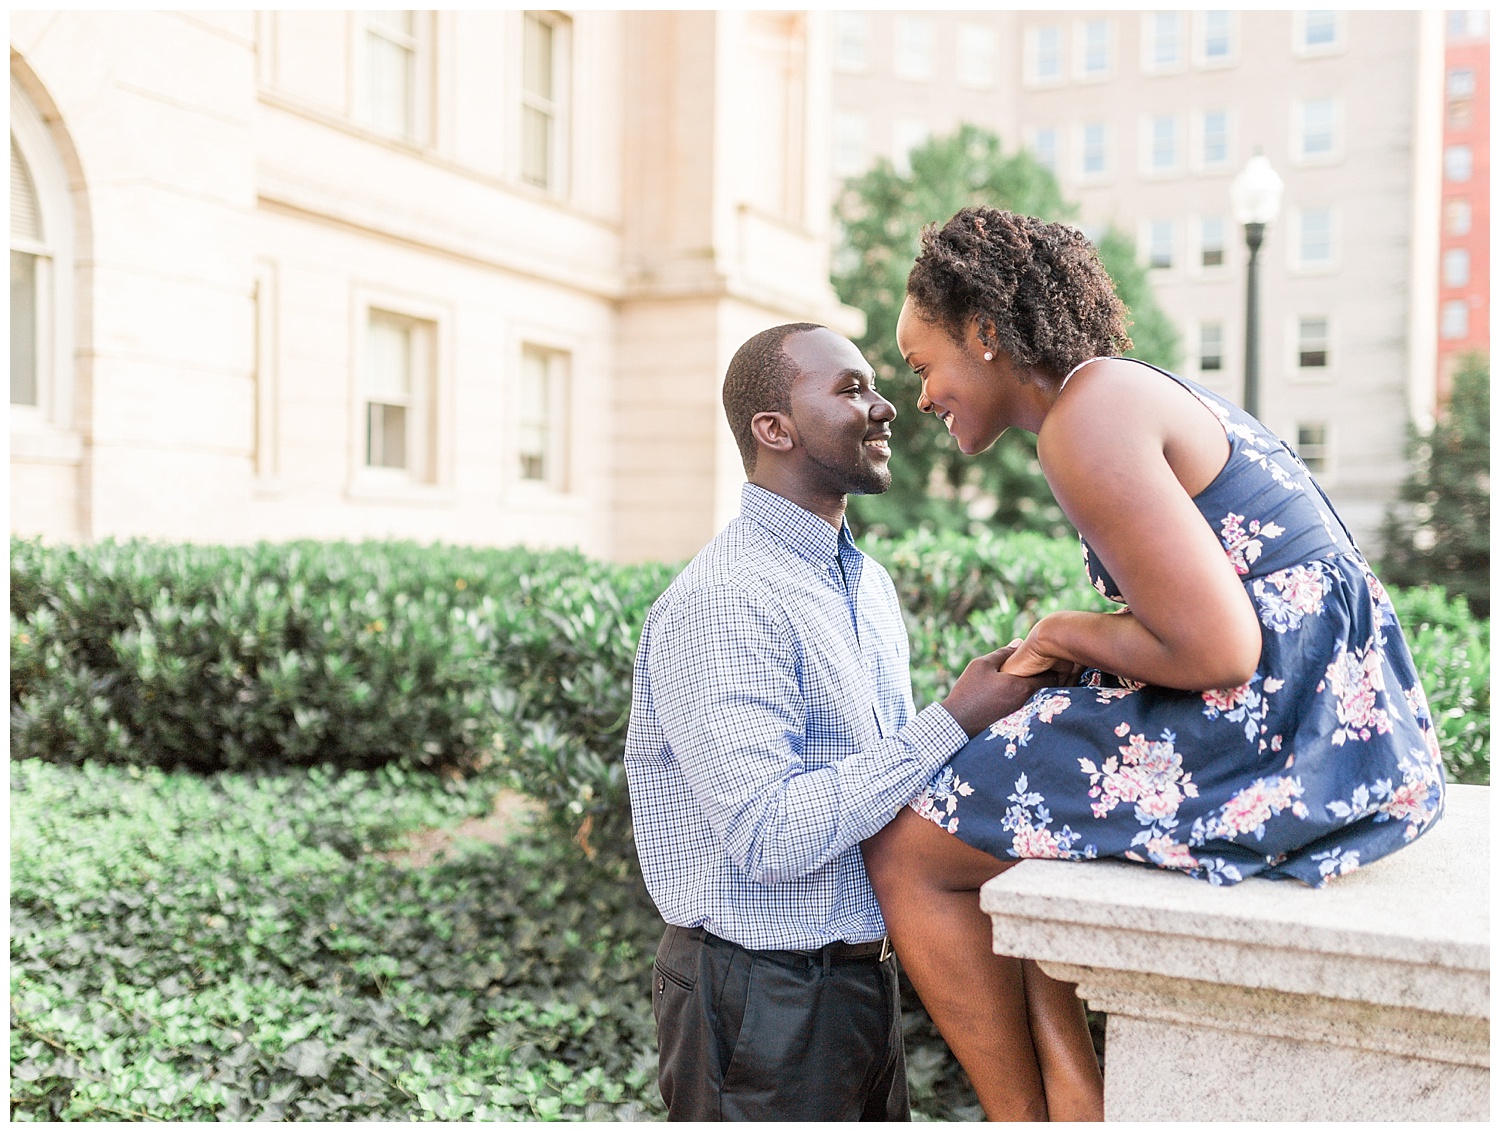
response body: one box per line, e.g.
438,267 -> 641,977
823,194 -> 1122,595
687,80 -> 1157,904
910,360 -> 1446,886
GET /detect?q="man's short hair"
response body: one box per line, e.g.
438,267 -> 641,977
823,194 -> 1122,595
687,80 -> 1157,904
722,322 -> 824,474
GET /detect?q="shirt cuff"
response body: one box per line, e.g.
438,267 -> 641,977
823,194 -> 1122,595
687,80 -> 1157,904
903,702 -> 972,775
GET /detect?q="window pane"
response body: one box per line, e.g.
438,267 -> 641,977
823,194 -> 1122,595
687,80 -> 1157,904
1441,299 -> 1469,339
1199,321 -> 1223,370
1445,199 -> 1472,235
1201,216 -> 1225,266
834,13 -> 869,70
1151,116 -> 1177,169
522,104 -> 552,187
367,315 -> 412,399
1296,424 -> 1328,472
367,10 -> 414,40
10,249 -> 37,406
833,113 -> 867,176
1443,248 -> 1471,288
366,402 -> 408,468
11,137 -> 42,243
1036,26 -> 1061,79
523,14 -> 554,101
894,17 -> 933,80
367,34 -> 415,137
1204,11 -> 1232,58
1202,110 -> 1228,165
1444,146 -> 1473,182
519,349 -> 549,482
1300,209 -> 1332,263
1298,317 -> 1328,367
1305,11 -> 1336,46
1032,127 -> 1058,173
1301,100 -> 1335,155
1084,21 -> 1110,74
958,25 -> 995,87
1083,123 -> 1107,173
1149,220 -> 1173,268
1152,13 -> 1180,65
1447,68 -> 1476,98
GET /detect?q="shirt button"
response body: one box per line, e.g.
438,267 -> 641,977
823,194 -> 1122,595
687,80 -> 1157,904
657,975 -> 665,992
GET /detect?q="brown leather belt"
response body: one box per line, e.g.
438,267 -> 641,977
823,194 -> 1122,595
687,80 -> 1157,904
683,924 -> 893,965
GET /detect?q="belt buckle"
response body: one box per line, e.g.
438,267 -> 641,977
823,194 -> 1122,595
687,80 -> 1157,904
878,936 -> 892,962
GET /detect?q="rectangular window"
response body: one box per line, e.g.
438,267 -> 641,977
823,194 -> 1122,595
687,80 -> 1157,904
1081,122 -> 1108,176
833,113 -> 868,177
892,119 -> 929,177
833,13 -> 870,72
1299,208 -> 1333,266
1295,423 -> 1329,473
1303,11 -> 1337,48
1441,299 -> 1470,339
957,24 -> 996,88
1201,109 -> 1229,167
1148,219 -> 1174,269
363,11 -> 419,141
521,12 -> 569,191
1443,248 -> 1471,288
1199,321 -> 1224,372
1447,68 -> 1476,98
1149,12 -> 1182,68
1444,145 -> 1473,182
1032,127 -> 1059,174
1201,216 -> 1225,267
1082,20 -> 1111,77
365,311 -> 422,471
1445,198 -> 1472,236
1300,99 -> 1336,158
1202,11 -> 1232,60
10,250 -> 38,406
1297,316 -> 1329,369
518,345 -> 569,489
893,17 -> 934,81
1149,115 -> 1178,172
1031,25 -> 1062,82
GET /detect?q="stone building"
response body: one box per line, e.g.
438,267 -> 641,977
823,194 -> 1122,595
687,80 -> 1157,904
10,11 -> 856,562
829,10 -> 1454,547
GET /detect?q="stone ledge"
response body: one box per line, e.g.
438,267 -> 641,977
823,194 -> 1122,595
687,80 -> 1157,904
980,783 -> 1489,1121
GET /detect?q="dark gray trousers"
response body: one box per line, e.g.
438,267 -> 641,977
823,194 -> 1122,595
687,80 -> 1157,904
652,924 -> 910,1121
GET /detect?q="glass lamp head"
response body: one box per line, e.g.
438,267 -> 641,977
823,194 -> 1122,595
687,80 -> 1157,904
1231,153 -> 1284,226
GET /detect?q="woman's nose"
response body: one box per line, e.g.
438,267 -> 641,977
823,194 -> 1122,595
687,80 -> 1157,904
916,379 -> 933,414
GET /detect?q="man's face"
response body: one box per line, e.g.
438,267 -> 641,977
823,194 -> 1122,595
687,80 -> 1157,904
782,329 -> 896,496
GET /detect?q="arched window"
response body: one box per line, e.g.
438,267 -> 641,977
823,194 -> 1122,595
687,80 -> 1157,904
10,76 -> 75,428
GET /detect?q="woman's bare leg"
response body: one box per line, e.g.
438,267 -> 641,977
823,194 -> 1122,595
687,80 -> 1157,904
863,807 -> 1103,1122
1022,960 -> 1104,1120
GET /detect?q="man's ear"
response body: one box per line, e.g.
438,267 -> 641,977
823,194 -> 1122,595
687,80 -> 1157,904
750,410 -> 796,456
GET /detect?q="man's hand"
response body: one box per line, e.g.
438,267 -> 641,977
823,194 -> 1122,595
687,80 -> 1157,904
941,643 -> 1069,739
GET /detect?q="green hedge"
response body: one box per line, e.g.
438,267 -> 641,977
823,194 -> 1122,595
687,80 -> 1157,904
11,532 -> 1489,846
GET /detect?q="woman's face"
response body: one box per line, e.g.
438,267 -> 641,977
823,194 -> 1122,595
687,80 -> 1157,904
895,298 -> 1011,455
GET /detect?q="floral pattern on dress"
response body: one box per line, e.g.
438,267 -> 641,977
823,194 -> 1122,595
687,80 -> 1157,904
1200,674 -> 1283,743
987,690 -> 1073,757
910,764 -> 973,835
1325,746 -> 1443,843
1311,845 -> 1361,879
1318,639 -> 1393,746
1001,773 -> 1095,860
1191,776 -> 1308,842
1252,564 -> 1329,633
1220,512 -> 1285,575
1079,727 -> 1199,825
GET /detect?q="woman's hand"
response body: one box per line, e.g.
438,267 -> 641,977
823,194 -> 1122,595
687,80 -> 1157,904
999,619 -> 1085,683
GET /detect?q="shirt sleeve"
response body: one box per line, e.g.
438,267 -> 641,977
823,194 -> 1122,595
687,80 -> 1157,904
648,581 -> 969,886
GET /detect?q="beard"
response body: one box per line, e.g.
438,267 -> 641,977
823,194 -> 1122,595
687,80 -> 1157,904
803,445 -> 892,497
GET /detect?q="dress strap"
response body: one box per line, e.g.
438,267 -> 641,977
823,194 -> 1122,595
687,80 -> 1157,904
1057,357 -> 1105,391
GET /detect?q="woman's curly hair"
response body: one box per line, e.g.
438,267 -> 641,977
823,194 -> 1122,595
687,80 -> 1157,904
906,207 -> 1133,378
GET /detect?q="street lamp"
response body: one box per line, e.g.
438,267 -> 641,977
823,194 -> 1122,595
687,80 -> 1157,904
1230,153 -> 1284,420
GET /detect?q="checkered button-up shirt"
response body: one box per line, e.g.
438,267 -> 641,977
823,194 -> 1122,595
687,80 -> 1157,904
624,483 -> 968,950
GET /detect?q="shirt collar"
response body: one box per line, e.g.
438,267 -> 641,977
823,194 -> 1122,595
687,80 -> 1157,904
740,482 -> 857,567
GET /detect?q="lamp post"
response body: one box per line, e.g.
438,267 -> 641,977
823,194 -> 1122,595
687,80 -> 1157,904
1229,153 -> 1284,420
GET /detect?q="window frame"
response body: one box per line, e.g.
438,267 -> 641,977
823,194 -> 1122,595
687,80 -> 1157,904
1442,247 -> 1472,290
1142,217 -> 1175,271
512,341 -> 573,497
832,12 -> 871,74
1141,11 -> 1186,75
1288,313 -> 1335,380
1290,206 -> 1338,273
1194,214 -> 1229,274
355,10 -> 430,145
1075,18 -> 1115,82
1025,24 -> 1065,87
1197,320 -> 1226,377
9,77 -> 76,438
1142,113 -> 1182,177
1440,299 -> 1470,341
1029,125 -> 1060,175
892,16 -> 934,82
1195,10 -> 1237,68
1294,421 -> 1333,478
518,10 -> 572,195
956,23 -> 997,90
347,286 -> 451,500
1292,97 -> 1342,166
1292,10 -> 1347,58
1077,121 -> 1111,182
1194,108 -> 1232,171
832,112 -> 869,178
1443,145 -> 1473,183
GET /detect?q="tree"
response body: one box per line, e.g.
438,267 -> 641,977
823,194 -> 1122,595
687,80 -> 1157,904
1381,351 -> 1490,617
832,125 -> 1179,537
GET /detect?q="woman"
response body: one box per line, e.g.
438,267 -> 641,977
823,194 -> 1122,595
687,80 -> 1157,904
862,208 -> 1446,1121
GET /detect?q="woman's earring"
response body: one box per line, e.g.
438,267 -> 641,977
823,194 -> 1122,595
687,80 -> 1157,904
983,351 -> 994,362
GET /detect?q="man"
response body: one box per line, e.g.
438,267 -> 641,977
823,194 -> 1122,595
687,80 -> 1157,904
624,323 -> 1049,1120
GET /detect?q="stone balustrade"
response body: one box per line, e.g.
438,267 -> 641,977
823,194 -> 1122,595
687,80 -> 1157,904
980,783 -> 1489,1121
